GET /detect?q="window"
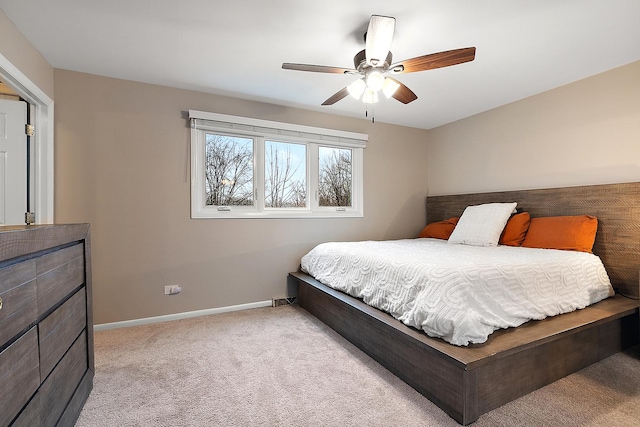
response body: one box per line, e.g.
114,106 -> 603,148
190,111 -> 366,218
205,134 -> 254,207
264,140 -> 306,208
319,147 -> 352,207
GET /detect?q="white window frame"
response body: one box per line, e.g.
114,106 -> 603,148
189,110 -> 366,219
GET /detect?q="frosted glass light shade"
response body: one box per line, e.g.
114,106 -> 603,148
382,77 -> 400,98
347,79 -> 366,99
365,70 -> 385,91
362,88 -> 379,104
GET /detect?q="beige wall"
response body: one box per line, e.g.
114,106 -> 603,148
0,9 -> 54,98
427,60 -> 640,196
53,70 -> 429,324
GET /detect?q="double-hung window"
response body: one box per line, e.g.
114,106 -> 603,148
190,110 -> 366,218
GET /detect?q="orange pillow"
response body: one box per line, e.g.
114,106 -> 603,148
499,212 -> 531,246
521,215 -> 598,253
418,217 -> 459,240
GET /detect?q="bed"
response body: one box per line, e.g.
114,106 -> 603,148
288,182 -> 640,425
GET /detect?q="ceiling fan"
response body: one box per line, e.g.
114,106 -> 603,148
282,15 -> 476,106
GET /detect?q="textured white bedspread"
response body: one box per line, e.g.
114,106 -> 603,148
300,238 -> 614,345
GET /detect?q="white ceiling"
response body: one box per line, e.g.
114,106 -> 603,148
1,0 -> 639,130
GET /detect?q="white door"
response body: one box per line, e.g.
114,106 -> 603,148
0,99 -> 27,225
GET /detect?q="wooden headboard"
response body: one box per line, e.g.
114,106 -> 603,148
426,182 -> 640,299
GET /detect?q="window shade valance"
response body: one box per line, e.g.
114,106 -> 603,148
189,110 -> 368,148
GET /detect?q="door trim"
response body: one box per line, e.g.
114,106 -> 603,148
0,53 -> 54,224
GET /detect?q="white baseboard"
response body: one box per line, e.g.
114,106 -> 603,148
93,300 -> 273,332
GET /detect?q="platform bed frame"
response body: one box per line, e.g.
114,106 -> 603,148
289,182 -> 640,425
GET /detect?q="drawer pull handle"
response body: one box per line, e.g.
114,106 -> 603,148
0,296 -> 2,310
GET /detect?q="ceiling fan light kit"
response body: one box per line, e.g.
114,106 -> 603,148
282,14 -> 476,113
348,74 -> 400,104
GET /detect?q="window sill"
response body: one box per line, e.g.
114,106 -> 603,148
191,209 -> 363,219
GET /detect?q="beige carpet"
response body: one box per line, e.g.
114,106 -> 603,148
77,305 -> 640,427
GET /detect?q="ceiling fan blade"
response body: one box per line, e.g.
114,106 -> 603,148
282,63 -> 356,74
388,78 -> 418,104
365,15 -> 395,66
391,47 -> 476,74
321,87 -> 350,105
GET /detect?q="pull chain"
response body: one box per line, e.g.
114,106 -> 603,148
364,105 -> 375,124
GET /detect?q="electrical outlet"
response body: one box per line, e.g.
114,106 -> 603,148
164,285 -> 182,295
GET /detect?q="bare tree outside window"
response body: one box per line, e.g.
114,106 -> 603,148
319,147 -> 352,207
265,141 -> 306,208
205,134 -> 254,206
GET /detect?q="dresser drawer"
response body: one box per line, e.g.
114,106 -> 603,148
39,330 -> 88,427
0,327 -> 40,426
39,287 -> 87,380
0,260 -> 38,348
36,244 -> 85,317
10,391 -> 40,427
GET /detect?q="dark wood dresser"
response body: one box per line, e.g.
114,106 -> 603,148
0,224 -> 94,427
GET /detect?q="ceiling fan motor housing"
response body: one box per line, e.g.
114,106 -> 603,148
353,49 -> 393,73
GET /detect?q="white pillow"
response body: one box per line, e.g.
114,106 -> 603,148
448,202 -> 517,246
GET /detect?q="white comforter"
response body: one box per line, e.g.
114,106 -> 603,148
301,238 -> 614,346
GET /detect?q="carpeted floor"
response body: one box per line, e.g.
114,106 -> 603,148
76,305 -> 640,426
